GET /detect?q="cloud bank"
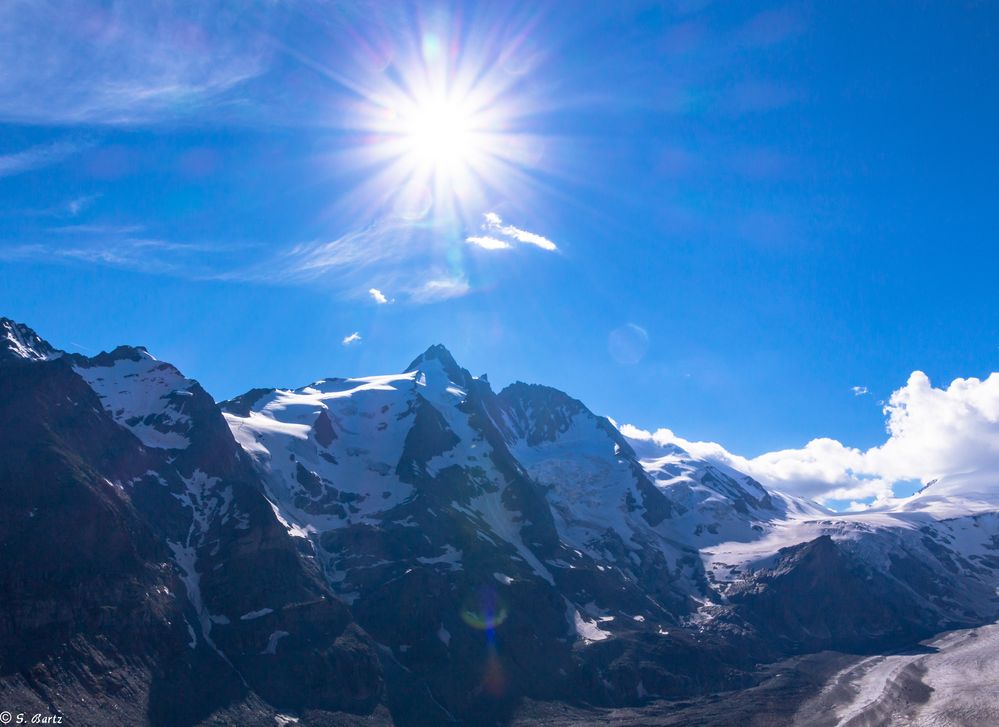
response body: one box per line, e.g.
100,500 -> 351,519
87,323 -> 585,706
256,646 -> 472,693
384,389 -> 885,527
623,371 -> 999,508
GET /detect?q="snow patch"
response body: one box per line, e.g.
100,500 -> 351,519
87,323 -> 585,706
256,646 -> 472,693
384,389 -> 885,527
75,353 -> 193,449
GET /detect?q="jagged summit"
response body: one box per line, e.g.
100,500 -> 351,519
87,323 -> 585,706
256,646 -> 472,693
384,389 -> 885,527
0,317 -> 61,362
86,344 -> 155,365
404,342 -> 469,385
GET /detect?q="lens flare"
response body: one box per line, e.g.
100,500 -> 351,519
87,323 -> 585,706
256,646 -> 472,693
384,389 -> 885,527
460,588 -> 508,631
317,8 -> 552,226
460,586 -> 511,698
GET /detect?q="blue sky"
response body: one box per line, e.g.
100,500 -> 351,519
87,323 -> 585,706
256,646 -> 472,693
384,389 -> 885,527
2,1 -> 999,507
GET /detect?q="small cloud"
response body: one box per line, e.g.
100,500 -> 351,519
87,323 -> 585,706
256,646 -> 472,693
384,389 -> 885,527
342,332 -> 362,346
851,386 -> 869,397
465,235 -> 512,250
368,287 -> 390,304
66,193 -> 100,216
466,212 -> 558,252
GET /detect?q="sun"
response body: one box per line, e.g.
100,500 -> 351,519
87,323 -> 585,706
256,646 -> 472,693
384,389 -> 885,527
399,95 -> 478,179
330,17 -> 550,224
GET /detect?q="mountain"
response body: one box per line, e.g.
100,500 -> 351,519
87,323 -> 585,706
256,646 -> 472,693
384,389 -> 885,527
0,319 -> 386,726
4,317 -> 999,726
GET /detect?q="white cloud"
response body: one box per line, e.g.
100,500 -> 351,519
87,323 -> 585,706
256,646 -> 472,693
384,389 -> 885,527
368,287 -> 389,304
0,140 -> 85,178
466,212 -> 558,252
341,332 -> 362,345
499,224 -> 558,251
622,371 -> 999,507
465,235 -> 512,250
851,385 -> 869,396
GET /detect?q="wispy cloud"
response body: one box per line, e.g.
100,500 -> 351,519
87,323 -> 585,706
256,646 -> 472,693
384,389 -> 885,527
0,235 -> 251,278
66,194 -> 101,216
50,224 -> 145,235
466,212 -> 558,252
410,277 -> 471,303
0,140 -> 86,178
341,332 -> 362,346
11,204 -> 551,305
851,385 -> 870,396
258,219 -> 417,283
0,2 -> 269,125
234,217 -> 478,304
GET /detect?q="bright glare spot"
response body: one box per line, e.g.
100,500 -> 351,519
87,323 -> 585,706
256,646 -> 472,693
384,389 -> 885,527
333,15 -> 550,222
400,96 -> 477,178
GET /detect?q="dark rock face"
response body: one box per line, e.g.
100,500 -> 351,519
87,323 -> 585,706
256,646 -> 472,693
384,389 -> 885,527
496,382 -> 587,447
725,536 -> 931,654
0,323 -> 386,726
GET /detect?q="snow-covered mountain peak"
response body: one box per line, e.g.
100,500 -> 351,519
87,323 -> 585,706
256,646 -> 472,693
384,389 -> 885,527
0,317 -> 61,362
72,345 -> 197,450
87,344 -> 156,364
888,470 -> 999,518
404,343 -> 469,386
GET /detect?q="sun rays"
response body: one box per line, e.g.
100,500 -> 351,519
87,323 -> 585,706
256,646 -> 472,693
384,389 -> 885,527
318,7 -> 552,227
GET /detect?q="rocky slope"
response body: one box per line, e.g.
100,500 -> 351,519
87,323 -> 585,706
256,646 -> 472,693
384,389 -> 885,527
0,319 -> 386,726
4,317 -> 999,725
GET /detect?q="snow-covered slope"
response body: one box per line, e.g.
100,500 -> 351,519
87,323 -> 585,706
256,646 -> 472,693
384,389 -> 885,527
221,347 -> 564,588
72,346 -> 198,449
626,431 -> 825,547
